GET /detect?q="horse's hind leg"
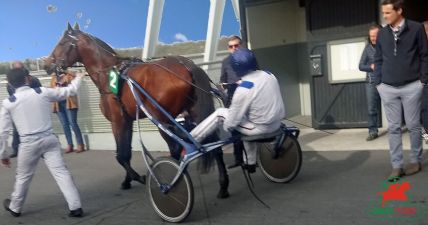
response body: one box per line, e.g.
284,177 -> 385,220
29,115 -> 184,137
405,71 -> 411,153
159,129 -> 181,160
214,146 -> 230,198
113,117 -> 145,190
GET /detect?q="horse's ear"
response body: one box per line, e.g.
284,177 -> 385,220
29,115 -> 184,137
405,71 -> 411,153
67,22 -> 73,32
73,22 -> 80,30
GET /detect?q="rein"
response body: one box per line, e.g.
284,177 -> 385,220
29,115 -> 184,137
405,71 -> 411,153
149,61 -> 215,97
51,31 -> 223,104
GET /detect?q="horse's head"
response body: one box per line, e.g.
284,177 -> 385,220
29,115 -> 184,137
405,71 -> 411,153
44,23 -> 82,76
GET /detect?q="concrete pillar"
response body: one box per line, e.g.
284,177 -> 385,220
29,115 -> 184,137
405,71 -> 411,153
203,0 -> 226,70
142,0 -> 165,60
231,0 -> 240,22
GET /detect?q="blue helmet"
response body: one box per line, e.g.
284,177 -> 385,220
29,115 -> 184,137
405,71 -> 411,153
231,48 -> 258,77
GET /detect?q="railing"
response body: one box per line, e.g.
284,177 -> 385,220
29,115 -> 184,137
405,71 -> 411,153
0,53 -> 227,134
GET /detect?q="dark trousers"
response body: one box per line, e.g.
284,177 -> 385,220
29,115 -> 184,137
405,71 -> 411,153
366,82 -> 381,134
421,85 -> 428,132
56,100 -> 84,146
226,84 -> 244,163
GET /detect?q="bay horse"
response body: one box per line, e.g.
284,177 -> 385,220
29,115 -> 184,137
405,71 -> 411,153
44,23 -> 229,198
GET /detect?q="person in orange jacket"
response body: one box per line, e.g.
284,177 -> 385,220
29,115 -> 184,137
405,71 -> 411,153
51,72 -> 85,153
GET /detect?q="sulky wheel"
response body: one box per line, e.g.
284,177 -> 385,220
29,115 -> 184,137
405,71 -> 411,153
258,135 -> 302,183
147,157 -> 194,223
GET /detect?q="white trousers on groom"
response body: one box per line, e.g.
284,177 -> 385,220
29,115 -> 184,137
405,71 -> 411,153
9,134 -> 82,213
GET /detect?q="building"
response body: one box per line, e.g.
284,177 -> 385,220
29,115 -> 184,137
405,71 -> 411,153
240,0 -> 427,129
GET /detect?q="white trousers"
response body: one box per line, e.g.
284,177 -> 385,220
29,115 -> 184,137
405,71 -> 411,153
190,108 -> 281,165
9,134 -> 82,213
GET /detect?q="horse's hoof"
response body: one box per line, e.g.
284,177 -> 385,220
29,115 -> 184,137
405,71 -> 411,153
217,190 -> 230,199
121,182 -> 131,190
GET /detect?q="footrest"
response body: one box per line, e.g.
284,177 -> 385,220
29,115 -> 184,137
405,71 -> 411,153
241,129 -> 283,142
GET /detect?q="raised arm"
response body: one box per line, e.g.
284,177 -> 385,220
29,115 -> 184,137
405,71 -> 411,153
43,72 -> 84,102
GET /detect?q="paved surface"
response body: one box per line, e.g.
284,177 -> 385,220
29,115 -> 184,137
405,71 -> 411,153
54,117 -> 417,152
1,125 -> 428,225
1,150 -> 428,225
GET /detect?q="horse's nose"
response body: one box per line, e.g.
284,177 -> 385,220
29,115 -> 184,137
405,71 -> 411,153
43,56 -> 53,64
43,57 -> 54,70
45,66 -> 55,75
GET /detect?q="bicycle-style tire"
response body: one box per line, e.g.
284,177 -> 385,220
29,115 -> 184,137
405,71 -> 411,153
258,135 -> 302,183
147,157 -> 194,223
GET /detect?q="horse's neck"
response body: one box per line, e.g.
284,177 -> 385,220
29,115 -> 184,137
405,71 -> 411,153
82,54 -> 119,93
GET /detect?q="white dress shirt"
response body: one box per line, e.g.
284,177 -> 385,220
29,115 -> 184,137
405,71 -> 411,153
0,76 -> 82,159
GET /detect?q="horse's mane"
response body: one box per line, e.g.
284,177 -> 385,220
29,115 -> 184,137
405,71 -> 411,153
83,32 -> 117,55
84,32 -> 146,63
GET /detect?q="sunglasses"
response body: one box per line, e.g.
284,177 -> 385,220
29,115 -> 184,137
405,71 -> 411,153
228,44 -> 240,49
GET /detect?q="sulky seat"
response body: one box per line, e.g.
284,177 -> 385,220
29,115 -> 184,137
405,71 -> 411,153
240,129 -> 283,142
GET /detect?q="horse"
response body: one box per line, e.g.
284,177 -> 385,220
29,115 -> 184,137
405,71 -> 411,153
44,23 -> 229,198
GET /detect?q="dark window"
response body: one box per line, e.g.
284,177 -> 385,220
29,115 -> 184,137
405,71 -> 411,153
404,0 -> 428,22
308,0 -> 377,31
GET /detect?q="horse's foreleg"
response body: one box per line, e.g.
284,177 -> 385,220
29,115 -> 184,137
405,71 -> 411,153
114,118 -> 145,190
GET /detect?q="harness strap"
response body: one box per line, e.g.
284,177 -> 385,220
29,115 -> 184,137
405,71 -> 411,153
150,61 -> 213,96
174,56 -> 217,85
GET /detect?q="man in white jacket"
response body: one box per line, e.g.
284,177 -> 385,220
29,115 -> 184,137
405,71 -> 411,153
0,68 -> 85,217
191,48 -> 285,173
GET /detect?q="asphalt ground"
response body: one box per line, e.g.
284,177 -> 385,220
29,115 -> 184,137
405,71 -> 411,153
1,149 -> 428,225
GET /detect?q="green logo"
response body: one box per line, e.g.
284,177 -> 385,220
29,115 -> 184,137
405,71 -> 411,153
367,179 -> 427,221
108,69 -> 119,94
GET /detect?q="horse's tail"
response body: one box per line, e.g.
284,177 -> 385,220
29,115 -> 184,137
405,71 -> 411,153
178,56 -> 219,173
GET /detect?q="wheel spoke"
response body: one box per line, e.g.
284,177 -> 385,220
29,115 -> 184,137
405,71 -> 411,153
258,136 -> 302,183
147,157 -> 194,223
162,192 -> 187,208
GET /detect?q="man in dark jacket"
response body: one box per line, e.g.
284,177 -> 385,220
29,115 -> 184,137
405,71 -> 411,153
6,62 -> 41,158
359,25 -> 381,141
374,0 -> 428,181
421,20 -> 428,142
424,21 -> 428,37
220,36 -> 245,169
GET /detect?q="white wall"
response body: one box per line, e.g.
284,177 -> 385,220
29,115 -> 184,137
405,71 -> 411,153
246,0 -> 307,49
245,0 -> 311,116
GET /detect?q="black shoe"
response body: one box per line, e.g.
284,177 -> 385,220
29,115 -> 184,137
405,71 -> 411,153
69,208 -> 84,217
227,161 -> 242,169
366,133 -> 378,141
3,199 -> 20,217
242,164 -> 256,173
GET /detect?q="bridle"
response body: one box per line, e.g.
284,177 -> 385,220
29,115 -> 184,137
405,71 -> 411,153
47,32 -> 79,82
48,31 -> 118,94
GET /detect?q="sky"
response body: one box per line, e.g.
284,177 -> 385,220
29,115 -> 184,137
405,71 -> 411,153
0,0 -> 240,62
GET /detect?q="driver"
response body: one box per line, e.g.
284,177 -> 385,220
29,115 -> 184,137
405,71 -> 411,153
190,48 -> 285,173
